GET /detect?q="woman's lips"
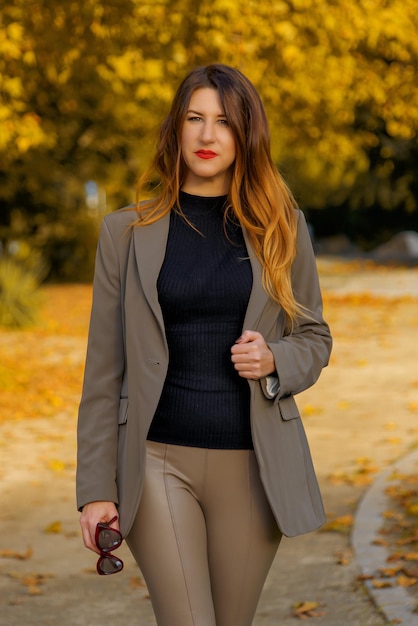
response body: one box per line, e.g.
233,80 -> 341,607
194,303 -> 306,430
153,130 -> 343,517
195,150 -> 217,159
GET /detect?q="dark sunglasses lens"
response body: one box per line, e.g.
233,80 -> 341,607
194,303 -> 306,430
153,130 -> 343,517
97,527 -> 121,551
97,555 -> 124,575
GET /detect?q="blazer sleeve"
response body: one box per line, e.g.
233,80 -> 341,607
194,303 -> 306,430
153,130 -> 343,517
266,210 -> 332,400
76,216 -> 126,510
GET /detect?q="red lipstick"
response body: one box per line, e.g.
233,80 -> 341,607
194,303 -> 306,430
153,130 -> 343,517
195,150 -> 217,159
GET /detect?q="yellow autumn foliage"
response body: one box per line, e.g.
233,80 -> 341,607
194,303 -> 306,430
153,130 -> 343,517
0,0 -> 417,214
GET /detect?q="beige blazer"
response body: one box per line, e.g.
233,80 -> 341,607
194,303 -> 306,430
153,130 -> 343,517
76,208 -> 332,538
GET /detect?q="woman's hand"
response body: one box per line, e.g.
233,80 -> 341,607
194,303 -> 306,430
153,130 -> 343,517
231,330 -> 276,380
79,501 -> 119,554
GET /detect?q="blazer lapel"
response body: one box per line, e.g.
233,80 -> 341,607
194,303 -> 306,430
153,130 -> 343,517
133,213 -> 170,335
132,216 -> 279,337
242,229 -> 269,331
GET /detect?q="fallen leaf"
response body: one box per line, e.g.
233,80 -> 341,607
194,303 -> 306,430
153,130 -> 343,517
321,515 -> 354,534
43,521 -> 62,534
387,551 -> 405,562
406,504 -> 418,516
25,573 -> 53,595
404,567 -> 418,578
337,400 -> 351,410
372,538 -> 389,547
9,572 -> 54,595
381,509 -> 403,521
335,548 -> 352,566
356,359 -> 368,367
47,459 -> 66,473
292,601 -> 323,619
372,579 -> 393,588
302,404 -> 323,416
130,576 -> 147,589
327,458 -> 379,486
0,547 -> 32,560
383,437 -> 402,445
387,470 -> 409,481
379,567 -> 402,577
397,575 -> 417,587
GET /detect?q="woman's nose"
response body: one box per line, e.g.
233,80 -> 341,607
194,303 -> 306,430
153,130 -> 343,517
200,121 -> 215,143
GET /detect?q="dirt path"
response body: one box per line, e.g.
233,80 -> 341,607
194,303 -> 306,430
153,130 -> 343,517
1,263 -> 418,625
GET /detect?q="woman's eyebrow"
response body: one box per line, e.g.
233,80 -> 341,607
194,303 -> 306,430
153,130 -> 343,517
187,108 -> 227,117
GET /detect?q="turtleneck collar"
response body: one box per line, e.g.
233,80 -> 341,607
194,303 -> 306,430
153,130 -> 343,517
177,190 -> 228,216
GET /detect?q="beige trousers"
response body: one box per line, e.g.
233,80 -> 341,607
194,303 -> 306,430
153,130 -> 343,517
126,441 -> 282,626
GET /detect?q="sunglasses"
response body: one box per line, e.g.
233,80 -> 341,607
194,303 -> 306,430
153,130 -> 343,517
95,516 -> 124,575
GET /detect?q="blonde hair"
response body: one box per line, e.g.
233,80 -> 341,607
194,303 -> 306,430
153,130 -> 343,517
135,64 -> 303,324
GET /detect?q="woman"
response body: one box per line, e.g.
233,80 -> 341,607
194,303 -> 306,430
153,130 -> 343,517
77,64 -> 332,626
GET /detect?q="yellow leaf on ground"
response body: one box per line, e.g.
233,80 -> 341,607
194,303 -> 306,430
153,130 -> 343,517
302,404 -> 322,416
387,551 -> 405,562
382,509 -> 402,520
337,400 -> 351,410
47,459 -> 66,473
372,579 -> 393,588
356,359 -> 368,367
397,575 -> 417,587
379,567 -> 402,577
43,521 -> 62,534
130,576 -> 147,589
292,601 -> 322,618
406,504 -> 418,516
372,538 -> 389,547
321,515 -> 354,533
383,437 -> 402,445
15,573 -> 54,595
334,548 -> 352,565
0,546 -> 32,560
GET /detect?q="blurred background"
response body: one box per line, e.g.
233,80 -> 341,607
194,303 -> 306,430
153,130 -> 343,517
1,5 -> 418,621
0,0 -> 417,313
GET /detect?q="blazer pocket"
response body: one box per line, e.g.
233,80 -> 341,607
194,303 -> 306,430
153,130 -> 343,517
118,398 -> 129,425
278,395 -> 300,421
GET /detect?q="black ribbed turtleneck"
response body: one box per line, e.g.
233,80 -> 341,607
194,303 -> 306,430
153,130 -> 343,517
147,191 -> 254,449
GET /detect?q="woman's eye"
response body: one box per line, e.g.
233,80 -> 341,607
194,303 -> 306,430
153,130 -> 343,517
218,119 -> 229,126
187,116 -> 202,122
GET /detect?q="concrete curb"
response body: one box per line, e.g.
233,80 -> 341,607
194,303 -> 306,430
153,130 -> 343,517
352,449 -> 418,625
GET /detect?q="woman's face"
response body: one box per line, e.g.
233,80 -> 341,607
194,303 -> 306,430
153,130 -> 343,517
180,87 -> 236,196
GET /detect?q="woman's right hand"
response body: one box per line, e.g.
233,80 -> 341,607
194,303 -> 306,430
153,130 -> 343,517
79,501 -> 120,554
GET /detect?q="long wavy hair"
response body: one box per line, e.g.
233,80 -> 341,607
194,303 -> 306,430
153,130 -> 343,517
135,64 -> 303,324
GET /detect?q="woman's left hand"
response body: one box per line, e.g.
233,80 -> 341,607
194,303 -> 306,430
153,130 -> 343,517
231,330 -> 276,380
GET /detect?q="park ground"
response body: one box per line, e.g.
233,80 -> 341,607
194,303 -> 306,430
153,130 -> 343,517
1,258 -> 418,625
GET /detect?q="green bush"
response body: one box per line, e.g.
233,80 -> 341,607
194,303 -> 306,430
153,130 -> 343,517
2,210 -> 100,284
35,213 -> 100,283
0,257 -> 41,328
